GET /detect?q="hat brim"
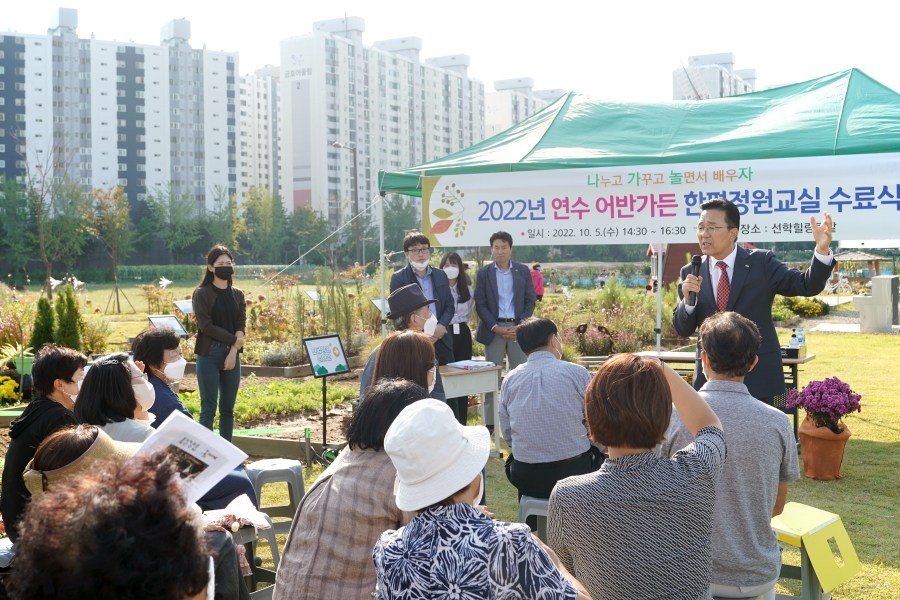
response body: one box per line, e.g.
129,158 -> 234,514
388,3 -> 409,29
394,424 -> 490,512
386,298 -> 436,320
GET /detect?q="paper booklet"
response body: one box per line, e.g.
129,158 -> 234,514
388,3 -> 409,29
135,411 -> 248,505
447,360 -> 496,370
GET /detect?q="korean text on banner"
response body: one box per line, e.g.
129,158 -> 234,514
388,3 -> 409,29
421,153 -> 900,247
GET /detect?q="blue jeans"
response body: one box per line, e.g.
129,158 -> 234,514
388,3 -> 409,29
197,340 -> 241,442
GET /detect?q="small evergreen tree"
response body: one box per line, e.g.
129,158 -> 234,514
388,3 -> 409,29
54,286 -> 82,351
30,298 -> 56,352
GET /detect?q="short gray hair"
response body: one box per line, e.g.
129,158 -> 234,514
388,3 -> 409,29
392,312 -> 413,331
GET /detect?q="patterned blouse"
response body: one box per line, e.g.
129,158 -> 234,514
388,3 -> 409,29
548,426 -> 727,600
374,503 -> 577,599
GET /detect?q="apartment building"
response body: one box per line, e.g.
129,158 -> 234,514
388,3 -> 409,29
279,16 -> 486,227
672,53 -> 757,100
485,78 -> 565,137
239,65 -> 280,195
0,8 -> 238,210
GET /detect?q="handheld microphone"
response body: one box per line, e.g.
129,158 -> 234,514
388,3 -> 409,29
687,255 -> 702,306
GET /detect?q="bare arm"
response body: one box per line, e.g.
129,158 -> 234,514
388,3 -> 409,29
661,361 -> 721,434
533,534 -> 591,600
772,481 -> 789,517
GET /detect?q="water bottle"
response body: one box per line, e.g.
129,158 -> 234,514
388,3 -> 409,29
789,333 -> 800,348
796,328 -> 805,346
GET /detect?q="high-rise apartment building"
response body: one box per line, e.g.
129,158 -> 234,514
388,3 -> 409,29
239,65 -> 281,195
279,17 -> 486,227
0,8 -> 238,209
672,53 -> 757,101
485,78 -> 565,137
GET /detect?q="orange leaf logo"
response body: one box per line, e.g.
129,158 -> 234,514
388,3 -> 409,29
431,219 -> 454,234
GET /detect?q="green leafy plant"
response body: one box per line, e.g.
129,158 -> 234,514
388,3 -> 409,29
30,297 -> 55,352
79,314 -> 113,355
54,286 -> 82,350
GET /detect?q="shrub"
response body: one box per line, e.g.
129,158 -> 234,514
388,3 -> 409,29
779,296 -> 829,318
80,315 -> 113,355
787,377 -> 861,434
54,286 -> 82,351
31,298 -> 55,352
261,341 -> 306,367
771,304 -> 795,323
0,375 -> 19,404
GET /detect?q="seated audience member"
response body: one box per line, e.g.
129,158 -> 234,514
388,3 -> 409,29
501,318 -> 602,504
548,354 -> 725,600
658,312 -> 799,600
359,284 -> 446,401
375,400 -> 590,600
75,353 -> 156,443
0,344 -> 87,543
131,327 -> 192,427
272,379 -> 430,599
18,424 -> 247,600
9,447 -> 212,600
372,330 -> 437,393
76,353 -> 257,510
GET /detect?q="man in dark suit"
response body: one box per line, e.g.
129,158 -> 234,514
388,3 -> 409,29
390,232 -> 456,366
673,199 -> 834,403
474,231 -> 537,428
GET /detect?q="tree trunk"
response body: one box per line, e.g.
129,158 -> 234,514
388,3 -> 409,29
112,250 -> 120,314
45,262 -> 54,301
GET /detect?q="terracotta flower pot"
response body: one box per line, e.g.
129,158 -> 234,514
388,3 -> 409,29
798,416 -> 851,480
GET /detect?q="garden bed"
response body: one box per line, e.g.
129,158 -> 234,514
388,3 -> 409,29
182,355 -> 366,380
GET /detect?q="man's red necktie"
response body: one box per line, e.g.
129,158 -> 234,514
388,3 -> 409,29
716,262 -> 730,312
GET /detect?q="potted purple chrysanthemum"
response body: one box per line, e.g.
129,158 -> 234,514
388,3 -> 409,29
787,377 -> 861,480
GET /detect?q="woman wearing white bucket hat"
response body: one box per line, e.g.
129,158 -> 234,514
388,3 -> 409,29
375,400 -> 590,599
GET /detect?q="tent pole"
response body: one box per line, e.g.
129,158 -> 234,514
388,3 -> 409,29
379,191 -> 387,340
656,228 -> 663,355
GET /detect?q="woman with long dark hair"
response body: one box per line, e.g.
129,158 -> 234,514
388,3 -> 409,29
192,245 -> 246,442
439,252 -> 474,424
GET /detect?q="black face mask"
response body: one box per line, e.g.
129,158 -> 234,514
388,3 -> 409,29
214,266 -> 234,279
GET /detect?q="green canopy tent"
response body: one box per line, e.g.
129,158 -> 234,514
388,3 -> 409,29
379,68 -> 900,195
371,69 -> 900,348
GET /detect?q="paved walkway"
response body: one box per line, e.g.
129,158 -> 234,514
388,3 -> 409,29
810,323 -> 900,333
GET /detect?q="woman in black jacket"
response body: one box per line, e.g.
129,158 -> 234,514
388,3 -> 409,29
192,245 -> 246,442
0,344 -> 87,542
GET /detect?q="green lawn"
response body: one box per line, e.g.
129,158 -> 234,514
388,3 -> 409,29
257,330 -> 899,598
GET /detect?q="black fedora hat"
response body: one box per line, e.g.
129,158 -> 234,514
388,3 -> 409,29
386,284 -> 435,319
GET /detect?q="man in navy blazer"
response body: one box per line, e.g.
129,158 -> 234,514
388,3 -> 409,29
674,199 -> 834,403
390,232 -> 456,365
474,231 -> 537,428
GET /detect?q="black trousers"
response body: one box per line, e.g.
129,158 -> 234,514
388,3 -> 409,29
446,323 -> 472,425
505,446 -> 604,500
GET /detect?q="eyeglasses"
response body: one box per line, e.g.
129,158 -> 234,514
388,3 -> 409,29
694,226 -> 732,234
406,247 -> 430,256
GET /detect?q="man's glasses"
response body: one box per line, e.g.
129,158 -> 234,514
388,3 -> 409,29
406,247 -> 430,256
694,226 -> 732,234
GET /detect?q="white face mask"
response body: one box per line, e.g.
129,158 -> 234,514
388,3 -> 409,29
409,259 -> 429,271
428,368 -> 436,394
133,378 -> 156,411
443,266 -> 460,280
470,472 -> 484,507
421,313 -> 438,336
164,357 -> 187,381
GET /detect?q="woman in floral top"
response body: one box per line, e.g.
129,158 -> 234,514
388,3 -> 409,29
374,399 -> 590,600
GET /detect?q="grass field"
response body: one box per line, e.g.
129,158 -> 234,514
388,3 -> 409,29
256,329 -> 900,598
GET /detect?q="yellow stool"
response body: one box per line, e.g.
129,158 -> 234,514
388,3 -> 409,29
771,502 -> 861,600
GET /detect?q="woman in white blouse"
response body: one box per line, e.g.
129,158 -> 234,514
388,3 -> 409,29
440,252 -> 475,425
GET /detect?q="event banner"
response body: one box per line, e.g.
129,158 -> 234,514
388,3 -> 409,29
420,153 -> 900,247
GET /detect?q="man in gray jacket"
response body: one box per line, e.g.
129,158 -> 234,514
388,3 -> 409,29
660,311 -> 799,600
473,231 -> 536,429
